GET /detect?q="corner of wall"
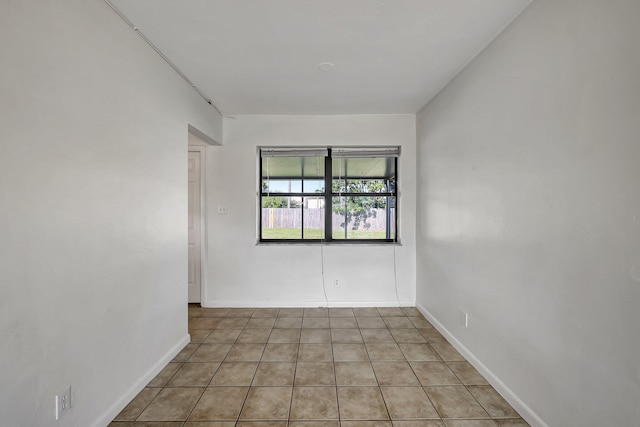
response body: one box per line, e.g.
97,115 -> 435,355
92,335 -> 190,427
415,303 -> 549,427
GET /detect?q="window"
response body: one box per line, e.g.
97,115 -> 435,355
259,147 -> 398,243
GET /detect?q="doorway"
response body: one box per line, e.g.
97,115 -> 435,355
188,147 -> 205,303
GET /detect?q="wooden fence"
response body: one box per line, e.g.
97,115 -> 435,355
262,208 -> 395,231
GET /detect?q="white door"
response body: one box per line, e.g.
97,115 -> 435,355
188,151 -> 202,303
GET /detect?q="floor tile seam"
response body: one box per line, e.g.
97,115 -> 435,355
444,361 -> 484,387
361,335 -> 376,364
439,416 -> 495,420
405,360 -> 461,388
201,357 -> 225,387
287,416 -> 339,422
418,384 -> 450,421
237,386 -> 294,422
285,373 -> 296,420
303,310 -> 329,318
423,384 -> 492,420
488,415 -> 527,420
208,384 -> 293,388
274,317 -> 302,328
232,381 -> 254,425
180,384 -> 210,424
375,381 -> 395,423
289,383 -> 346,387
277,309 -> 304,318
210,330 -> 256,381
430,345 -> 453,362
162,380 -> 231,389
329,340 -> 341,420
373,415 -> 444,421
251,308 -> 281,318
157,361 -> 187,389
459,381 -> 493,418
136,386 -> 207,423
331,325 -> 365,346
358,334 -> 389,424
114,385 -> 158,422
462,385 -> 521,420
286,335 -> 303,417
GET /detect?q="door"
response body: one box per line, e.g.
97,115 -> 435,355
188,150 -> 202,303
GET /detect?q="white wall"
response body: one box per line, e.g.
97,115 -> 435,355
416,0 -> 640,426
0,1 -> 221,426
204,115 -> 416,307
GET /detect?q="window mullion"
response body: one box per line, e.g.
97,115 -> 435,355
259,151 -> 263,240
324,150 -> 332,241
300,199 -> 304,239
394,156 -> 398,242
386,179 -> 391,240
300,159 -> 304,239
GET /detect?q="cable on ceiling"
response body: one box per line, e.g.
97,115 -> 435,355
103,0 -> 226,117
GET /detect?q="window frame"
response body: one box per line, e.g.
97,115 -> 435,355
258,146 -> 399,244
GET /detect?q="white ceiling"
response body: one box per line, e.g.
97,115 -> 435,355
109,0 -> 531,115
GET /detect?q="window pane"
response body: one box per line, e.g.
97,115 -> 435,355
331,196 -> 395,239
332,178 -> 391,194
302,156 -> 325,179
262,155 -> 324,179
331,196 -> 348,239
332,157 -> 395,180
303,179 -> 325,193
332,178 -> 346,194
261,197 -> 302,239
303,197 -> 325,239
262,179 -> 301,193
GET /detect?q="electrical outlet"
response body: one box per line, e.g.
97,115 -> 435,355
334,278 -> 340,287
217,205 -> 227,215
55,386 -> 71,420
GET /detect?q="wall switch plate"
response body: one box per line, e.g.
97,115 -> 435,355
55,386 -> 71,420
217,205 -> 227,215
464,312 -> 469,328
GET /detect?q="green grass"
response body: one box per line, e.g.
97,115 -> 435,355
261,228 -> 391,240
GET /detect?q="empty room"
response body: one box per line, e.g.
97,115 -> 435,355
1,1 -> 638,427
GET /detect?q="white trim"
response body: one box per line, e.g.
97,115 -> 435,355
416,303 -> 549,427
260,147 -> 329,157
188,145 -> 207,304
201,300 -> 415,308
332,146 -> 400,157
91,334 -> 190,427
187,124 -> 221,146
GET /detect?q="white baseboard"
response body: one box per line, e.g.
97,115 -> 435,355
416,304 -> 549,427
93,334 -> 191,427
201,300 -> 415,308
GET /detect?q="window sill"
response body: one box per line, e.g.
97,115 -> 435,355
256,241 -> 402,247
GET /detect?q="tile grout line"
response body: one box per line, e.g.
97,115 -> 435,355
368,328 -> 396,425
285,376 -> 296,423
329,326 -> 341,424
288,326 -> 302,424
231,311 -> 269,425
191,307 -> 245,424
266,310 -> 297,421
116,306 -> 528,426
182,307 -> 216,424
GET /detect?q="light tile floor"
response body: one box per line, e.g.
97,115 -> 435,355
109,306 -> 529,427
